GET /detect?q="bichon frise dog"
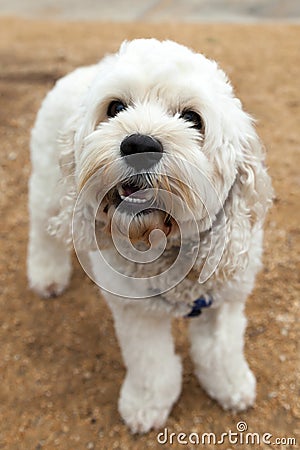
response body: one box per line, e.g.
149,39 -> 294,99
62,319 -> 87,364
28,39 -> 272,433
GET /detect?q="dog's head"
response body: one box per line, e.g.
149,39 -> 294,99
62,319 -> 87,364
57,39 -> 272,251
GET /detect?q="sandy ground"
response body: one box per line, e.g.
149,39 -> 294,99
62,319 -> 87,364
0,18 -> 299,450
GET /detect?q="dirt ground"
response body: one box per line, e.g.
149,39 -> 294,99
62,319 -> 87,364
0,18 -> 299,450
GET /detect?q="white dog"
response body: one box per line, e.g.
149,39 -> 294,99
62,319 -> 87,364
28,39 -> 272,433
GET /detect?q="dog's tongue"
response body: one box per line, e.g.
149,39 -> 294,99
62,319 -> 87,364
122,184 -> 140,197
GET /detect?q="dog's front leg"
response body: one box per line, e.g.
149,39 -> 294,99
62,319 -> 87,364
188,301 -> 256,411
108,300 -> 182,434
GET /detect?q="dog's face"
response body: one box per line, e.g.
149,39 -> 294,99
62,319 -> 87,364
72,39 -> 256,244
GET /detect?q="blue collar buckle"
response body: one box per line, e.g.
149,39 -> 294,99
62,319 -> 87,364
185,296 -> 213,318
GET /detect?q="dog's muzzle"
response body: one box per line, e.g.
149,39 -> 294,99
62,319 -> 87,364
120,134 -> 163,170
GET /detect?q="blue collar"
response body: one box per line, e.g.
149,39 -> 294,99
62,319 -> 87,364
185,296 -> 213,318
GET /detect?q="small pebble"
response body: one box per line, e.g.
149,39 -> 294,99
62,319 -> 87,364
7,152 -> 17,160
83,371 -> 92,380
268,391 -> 277,398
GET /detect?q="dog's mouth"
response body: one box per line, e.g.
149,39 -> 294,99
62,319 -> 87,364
99,176 -> 174,240
116,182 -> 156,214
118,183 -> 153,204
106,176 -> 159,215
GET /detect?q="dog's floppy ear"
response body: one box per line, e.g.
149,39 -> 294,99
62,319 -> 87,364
235,130 -> 273,225
47,114 -> 96,250
220,125 -> 273,277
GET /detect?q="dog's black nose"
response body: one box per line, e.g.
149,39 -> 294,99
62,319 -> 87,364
120,134 -> 163,170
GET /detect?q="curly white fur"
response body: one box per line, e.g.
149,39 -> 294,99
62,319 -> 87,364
27,39 -> 272,433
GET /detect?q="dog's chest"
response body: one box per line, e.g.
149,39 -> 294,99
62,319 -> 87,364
89,235 -> 216,316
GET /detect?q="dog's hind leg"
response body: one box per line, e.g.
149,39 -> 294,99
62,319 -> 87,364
107,299 -> 182,434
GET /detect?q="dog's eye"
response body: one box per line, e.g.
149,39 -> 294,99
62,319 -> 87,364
107,100 -> 127,118
180,110 -> 204,131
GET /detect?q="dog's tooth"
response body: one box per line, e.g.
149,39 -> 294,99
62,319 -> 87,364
134,197 -> 147,204
120,195 -> 149,204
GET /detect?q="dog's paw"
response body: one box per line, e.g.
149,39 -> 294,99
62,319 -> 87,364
199,365 -> 256,412
119,393 -> 172,434
219,368 -> 256,412
28,259 -> 71,299
118,370 -> 181,434
31,281 -> 69,299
